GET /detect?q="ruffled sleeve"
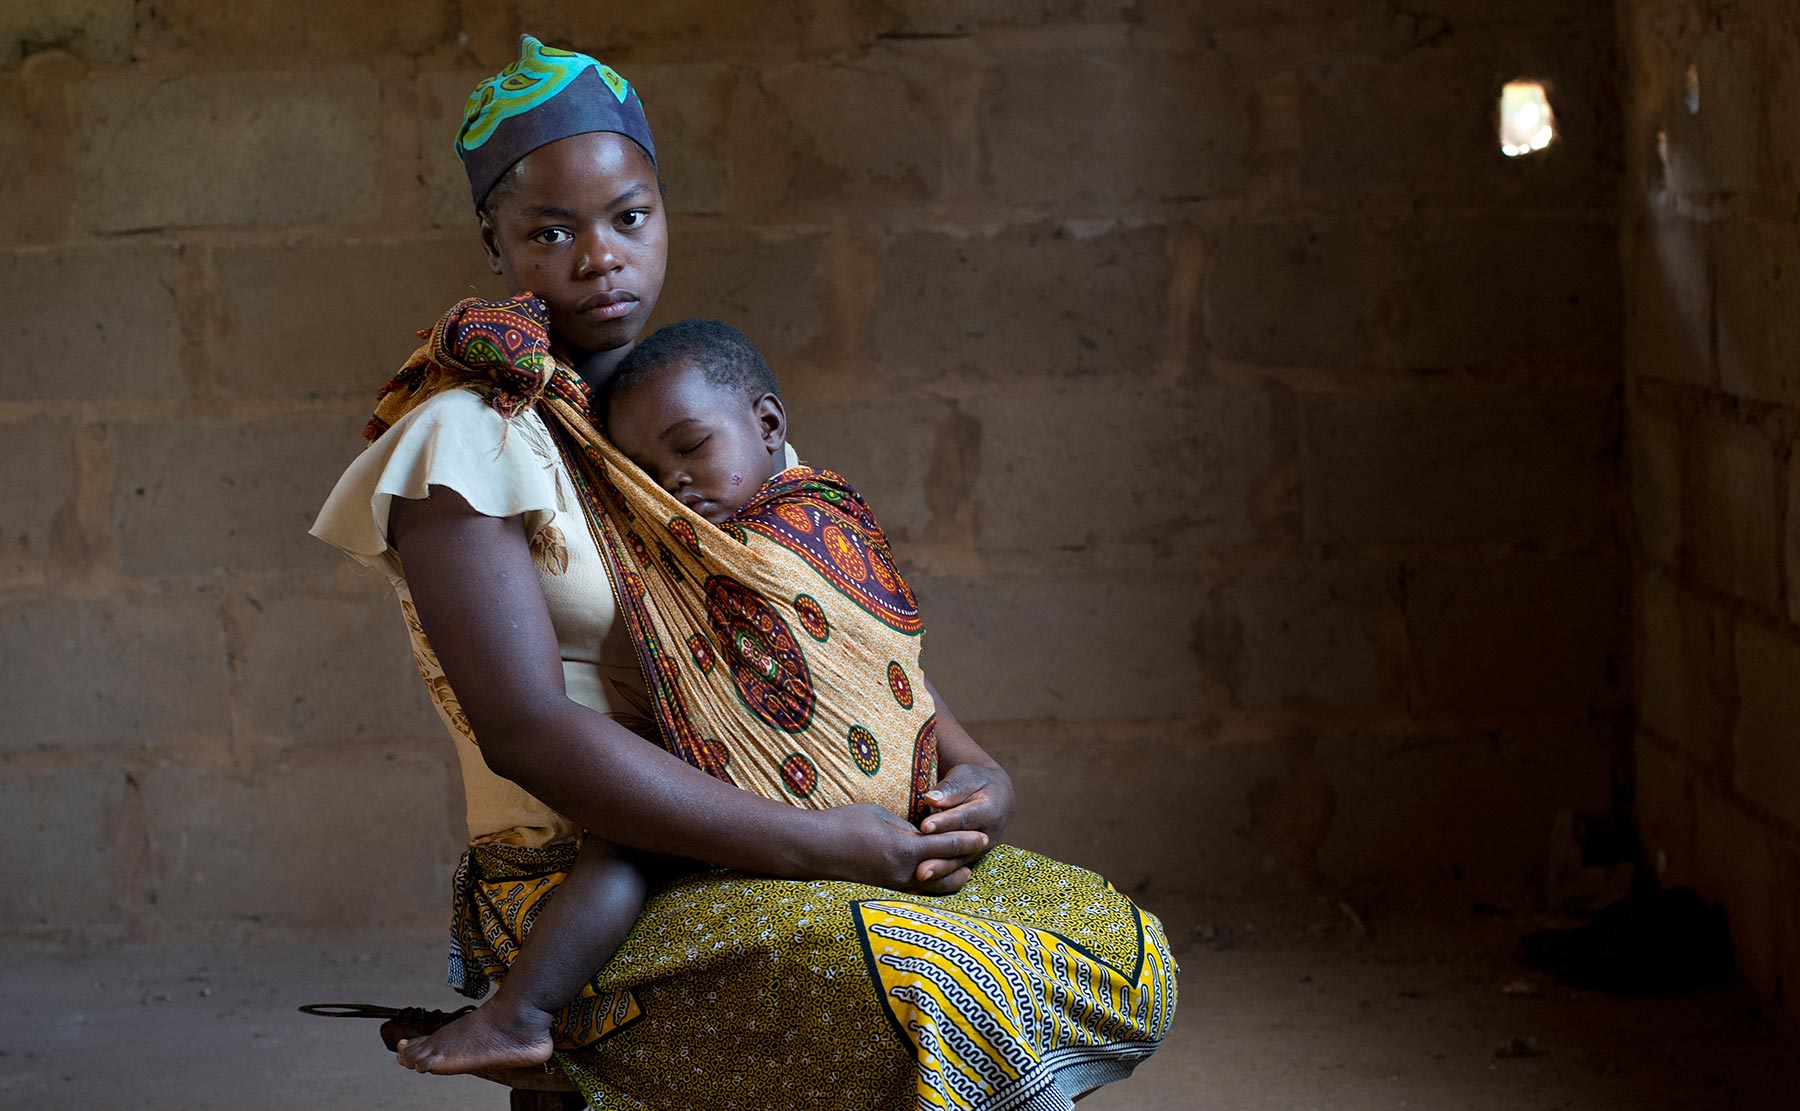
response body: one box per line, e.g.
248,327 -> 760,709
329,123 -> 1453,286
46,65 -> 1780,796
310,387 -> 564,572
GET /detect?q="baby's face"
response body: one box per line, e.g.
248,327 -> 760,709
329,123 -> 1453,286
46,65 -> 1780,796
607,358 -> 786,524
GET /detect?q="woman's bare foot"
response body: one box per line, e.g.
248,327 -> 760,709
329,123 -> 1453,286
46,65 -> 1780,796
395,1000 -> 554,1075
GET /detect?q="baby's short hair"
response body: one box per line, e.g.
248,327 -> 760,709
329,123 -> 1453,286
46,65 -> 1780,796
608,319 -> 780,416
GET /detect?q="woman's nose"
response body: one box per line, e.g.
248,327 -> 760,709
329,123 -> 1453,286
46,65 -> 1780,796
576,232 -> 621,277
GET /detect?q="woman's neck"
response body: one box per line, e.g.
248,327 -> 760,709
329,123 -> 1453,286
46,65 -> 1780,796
568,342 -> 634,393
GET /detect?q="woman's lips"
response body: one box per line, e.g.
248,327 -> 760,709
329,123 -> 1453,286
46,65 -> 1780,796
576,290 -> 639,320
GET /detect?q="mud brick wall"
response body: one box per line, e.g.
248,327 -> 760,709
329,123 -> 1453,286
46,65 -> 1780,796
1,1 -> 1622,939
1621,1 -> 1800,1019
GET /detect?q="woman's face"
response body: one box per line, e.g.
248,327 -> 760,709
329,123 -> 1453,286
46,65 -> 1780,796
478,131 -> 668,364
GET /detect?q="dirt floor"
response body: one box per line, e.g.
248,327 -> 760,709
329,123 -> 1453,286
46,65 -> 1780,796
3,891 -> 1794,1110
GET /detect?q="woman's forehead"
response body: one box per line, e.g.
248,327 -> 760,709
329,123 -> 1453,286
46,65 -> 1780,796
504,132 -> 657,206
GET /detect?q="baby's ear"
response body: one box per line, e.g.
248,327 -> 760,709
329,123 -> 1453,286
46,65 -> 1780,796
754,392 -> 787,451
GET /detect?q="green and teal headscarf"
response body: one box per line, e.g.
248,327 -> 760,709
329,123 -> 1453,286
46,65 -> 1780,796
457,34 -> 656,210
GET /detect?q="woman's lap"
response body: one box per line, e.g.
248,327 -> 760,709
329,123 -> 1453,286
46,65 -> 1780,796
451,843 -> 1178,1110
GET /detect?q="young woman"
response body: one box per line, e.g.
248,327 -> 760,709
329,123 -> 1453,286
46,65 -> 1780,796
312,35 -> 1175,1111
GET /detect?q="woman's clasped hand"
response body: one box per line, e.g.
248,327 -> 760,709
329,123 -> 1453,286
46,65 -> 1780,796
808,803 -> 989,893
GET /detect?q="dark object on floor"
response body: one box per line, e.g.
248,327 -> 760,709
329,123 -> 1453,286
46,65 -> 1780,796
1519,885 -> 1730,996
298,1003 -> 584,1110
1546,808 -> 1635,914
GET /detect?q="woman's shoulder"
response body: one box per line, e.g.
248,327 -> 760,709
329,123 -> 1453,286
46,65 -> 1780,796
310,387 -> 565,561
389,383 -> 536,437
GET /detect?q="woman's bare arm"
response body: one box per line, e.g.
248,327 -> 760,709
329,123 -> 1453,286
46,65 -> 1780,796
390,485 -> 985,889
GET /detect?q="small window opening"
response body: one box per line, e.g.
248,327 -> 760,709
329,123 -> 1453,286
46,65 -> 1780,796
1684,62 -> 1700,115
1499,79 -> 1556,157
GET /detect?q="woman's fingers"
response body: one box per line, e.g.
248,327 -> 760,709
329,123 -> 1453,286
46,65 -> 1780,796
919,765 -> 1015,836
921,810 -> 961,833
822,804 -> 987,890
921,783 -> 973,810
911,865 -> 973,896
914,854 -> 972,883
921,765 -> 986,810
919,793 -> 999,835
914,828 -> 986,864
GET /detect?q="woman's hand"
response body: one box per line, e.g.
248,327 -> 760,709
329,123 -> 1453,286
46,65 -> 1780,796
910,679 -> 1017,890
913,761 -> 1015,886
919,762 -> 1014,838
809,804 -> 988,893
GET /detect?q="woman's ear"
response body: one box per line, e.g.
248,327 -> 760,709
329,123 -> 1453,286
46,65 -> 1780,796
478,210 -> 505,277
754,393 -> 787,453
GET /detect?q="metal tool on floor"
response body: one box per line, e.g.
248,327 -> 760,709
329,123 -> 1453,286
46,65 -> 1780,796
298,1004 -> 584,1110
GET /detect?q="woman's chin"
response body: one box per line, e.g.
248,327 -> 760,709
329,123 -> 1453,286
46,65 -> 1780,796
555,314 -> 641,361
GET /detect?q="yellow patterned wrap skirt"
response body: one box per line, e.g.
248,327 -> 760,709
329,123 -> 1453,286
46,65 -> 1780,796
449,841 -> 1178,1110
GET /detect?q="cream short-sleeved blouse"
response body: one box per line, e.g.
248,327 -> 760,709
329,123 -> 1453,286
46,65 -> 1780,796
311,387 -> 652,847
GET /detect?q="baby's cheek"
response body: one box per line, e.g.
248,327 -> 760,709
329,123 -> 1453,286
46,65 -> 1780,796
730,473 -> 742,487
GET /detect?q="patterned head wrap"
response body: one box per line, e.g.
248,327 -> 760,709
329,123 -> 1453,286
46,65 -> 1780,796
457,34 -> 656,210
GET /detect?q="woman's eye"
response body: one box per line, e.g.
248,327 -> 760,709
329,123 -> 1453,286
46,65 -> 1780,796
533,228 -> 573,245
619,209 -> 649,229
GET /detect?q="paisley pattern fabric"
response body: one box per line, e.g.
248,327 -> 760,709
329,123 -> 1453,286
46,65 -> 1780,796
449,842 -> 1177,1110
363,295 -> 553,441
735,468 -> 925,635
